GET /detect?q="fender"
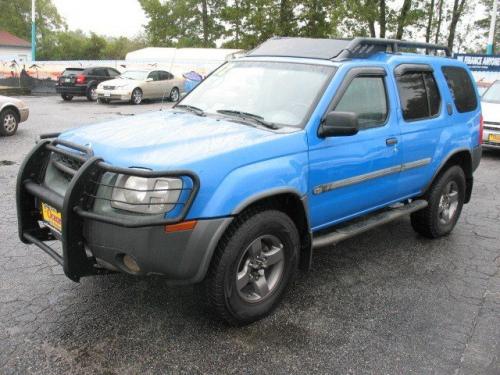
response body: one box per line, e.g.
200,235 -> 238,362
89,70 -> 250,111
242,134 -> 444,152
423,147 -> 474,202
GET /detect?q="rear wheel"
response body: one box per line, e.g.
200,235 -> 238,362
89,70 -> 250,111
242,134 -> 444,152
131,88 -> 143,105
61,94 -> 73,101
411,165 -> 466,238
86,85 -> 98,101
0,108 -> 19,136
203,209 -> 300,325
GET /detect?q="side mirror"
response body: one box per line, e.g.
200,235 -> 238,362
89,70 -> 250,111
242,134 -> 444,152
146,77 -> 153,82
319,111 -> 359,137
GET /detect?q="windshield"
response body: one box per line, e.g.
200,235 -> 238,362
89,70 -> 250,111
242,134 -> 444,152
120,70 -> 149,80
482,81 -> 500,104
179,61 -> 336,127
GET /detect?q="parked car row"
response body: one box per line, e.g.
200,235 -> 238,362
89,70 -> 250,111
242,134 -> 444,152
55,66 -> 183,105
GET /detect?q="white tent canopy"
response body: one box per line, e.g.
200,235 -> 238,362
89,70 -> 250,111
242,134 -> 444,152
125,47 -> 243,76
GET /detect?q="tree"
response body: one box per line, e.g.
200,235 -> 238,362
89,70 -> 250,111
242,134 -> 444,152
139,0 -> 223,47
425,0 -> 435,44
379,0 -> 386,38
395,0 -> 412,39
447,0 -> 467,50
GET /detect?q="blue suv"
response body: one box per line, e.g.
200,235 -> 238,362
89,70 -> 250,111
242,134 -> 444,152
17,38 -> 482,325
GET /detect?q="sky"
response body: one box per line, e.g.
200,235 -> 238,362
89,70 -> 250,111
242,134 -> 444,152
52,0 -> 148,38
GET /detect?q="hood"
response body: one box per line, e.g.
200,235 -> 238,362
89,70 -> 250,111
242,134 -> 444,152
59,110 -> 305,171
481,101 -> 500,123
0,95 -> 25,107
98,78 -> 138,87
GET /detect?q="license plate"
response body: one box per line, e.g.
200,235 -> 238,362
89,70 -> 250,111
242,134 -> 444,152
65,78 -> 71,83
41,202 -> 62,232
104,91 -> 111,97
488,134 -> 500,143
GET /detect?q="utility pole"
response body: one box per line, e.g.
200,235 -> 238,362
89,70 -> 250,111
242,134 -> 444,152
31,0 -> 36,61
487,0 -> 498,55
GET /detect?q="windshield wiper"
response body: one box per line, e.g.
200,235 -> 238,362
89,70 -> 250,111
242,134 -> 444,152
175,104 -> 205,116
216,109 -> 279,129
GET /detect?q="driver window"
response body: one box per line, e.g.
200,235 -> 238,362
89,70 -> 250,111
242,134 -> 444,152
335,76 -> 388,130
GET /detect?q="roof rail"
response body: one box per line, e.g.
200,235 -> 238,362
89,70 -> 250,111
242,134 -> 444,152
334,38 -> 452,60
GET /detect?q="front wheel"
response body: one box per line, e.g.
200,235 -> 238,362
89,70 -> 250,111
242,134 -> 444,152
61,94 -> 73,101
203,209 -> 300,325
86,85 -> 97,101
131,88 -> 143,105
0,108 -> 19,136
411,165 -> 466,238
169,87 -> 180,102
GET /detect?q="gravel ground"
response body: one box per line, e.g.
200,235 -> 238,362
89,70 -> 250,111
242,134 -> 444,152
1,96 -> 499,374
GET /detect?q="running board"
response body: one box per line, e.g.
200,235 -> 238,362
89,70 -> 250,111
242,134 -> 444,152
312,200 -> 428,249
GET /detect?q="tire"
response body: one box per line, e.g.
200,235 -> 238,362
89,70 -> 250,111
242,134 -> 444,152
169,87 -> 180,102
131,88 -> 143,105
411,165 -> 466,238
61,94 -> 73,101
203,208 -> 300,325
0,108 -> 19,136
86,85 -> 98,101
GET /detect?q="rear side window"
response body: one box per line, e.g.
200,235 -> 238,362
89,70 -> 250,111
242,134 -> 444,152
334,76 -> 388,129
396,71 -> 441,121
442,66 -> 478,113
92,68 -> 108,77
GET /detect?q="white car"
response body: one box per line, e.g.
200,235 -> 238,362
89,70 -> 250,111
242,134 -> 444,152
96,70 -> 183,105
0,95 -> 29,136
481,80 -> 500,149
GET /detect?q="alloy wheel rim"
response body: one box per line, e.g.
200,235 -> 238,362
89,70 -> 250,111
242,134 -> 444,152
3,113 -> 17,132
171,89 -> 179,101
438,181 -> 459,225
235,234 -> 285,303
133,90 -> 142,104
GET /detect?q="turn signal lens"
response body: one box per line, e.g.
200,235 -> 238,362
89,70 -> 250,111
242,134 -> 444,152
165,220 -> 197,233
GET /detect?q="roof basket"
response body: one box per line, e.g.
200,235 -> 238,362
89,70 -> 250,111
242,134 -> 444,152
336,38 -> 452,60
246,37 -> 452,61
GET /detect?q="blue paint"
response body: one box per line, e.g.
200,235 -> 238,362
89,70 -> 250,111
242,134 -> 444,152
58,50 -> 481,233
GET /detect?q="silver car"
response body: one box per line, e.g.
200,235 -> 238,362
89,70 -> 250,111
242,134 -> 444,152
481,80 -> 500,149
0,95 -> 29,136
96,70 -> 183,105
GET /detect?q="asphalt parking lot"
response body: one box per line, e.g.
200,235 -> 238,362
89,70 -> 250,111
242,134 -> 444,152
1,95 -> 499,374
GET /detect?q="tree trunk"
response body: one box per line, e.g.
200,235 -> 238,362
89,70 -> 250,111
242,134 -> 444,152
434,0 -> 443,45
368,20 -> 376,37
379,0 -> 386,38
279,0 -> 292,36
425,0 -> 435,43
447,0 -> 467,51
395,0 -> 412,39
201,0 -> 209,47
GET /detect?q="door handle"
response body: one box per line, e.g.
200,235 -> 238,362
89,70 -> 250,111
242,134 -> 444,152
386,137 -> 398,146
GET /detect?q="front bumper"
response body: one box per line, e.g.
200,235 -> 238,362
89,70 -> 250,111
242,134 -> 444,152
19,107 -> 29,122
16,136 -> 223,283
96,88 -> 131,102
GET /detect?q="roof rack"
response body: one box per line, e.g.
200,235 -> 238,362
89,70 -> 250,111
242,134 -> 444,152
336,38 -> 452,60
246,37 -> 452,61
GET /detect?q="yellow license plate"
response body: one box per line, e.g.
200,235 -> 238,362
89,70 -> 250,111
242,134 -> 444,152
41,202 -> 62,232
489,134 -> 500,143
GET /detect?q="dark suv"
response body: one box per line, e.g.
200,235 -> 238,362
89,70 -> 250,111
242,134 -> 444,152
56,67 -> 121,101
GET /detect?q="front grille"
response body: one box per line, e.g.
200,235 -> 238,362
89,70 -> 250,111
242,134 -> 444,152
103,85 -> 115,90
484,121 -> 500,130
52,152 -> 84,181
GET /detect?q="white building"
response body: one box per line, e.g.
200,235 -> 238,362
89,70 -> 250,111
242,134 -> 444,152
0,30 -> 31,65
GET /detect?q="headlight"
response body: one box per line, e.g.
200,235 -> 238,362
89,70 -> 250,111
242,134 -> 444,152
111,175 -> 183,214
